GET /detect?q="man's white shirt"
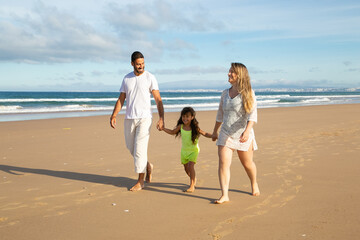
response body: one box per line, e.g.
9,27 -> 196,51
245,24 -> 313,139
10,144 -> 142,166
120,71 -> 159,119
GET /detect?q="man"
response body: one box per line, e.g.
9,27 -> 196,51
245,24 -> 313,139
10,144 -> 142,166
110,51 -> 164,191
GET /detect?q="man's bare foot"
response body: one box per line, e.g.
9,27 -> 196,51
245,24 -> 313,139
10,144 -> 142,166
145,163 -> 153,183
129,182 -> 144,192
184,186 -> 195,193
252,182 -> 260,196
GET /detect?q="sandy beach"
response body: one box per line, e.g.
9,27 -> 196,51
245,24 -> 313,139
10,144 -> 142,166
1,104 -> 359,239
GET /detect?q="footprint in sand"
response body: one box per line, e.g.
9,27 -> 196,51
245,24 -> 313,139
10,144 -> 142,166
8,220 -> 20,226
44,211 -> 70,218
46,205 -> 67,212
34,202 -> 48,207
196,179 -> 204,187
34,189 -> 86,201
0,180 -> 12,184
1,202 -> 28,211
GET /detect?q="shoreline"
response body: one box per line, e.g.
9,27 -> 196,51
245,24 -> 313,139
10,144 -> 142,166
1,102 -> 360,123
1,103 -> 359,239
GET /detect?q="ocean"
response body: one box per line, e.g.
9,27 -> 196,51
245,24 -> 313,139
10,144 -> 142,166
1,89 -> 360,122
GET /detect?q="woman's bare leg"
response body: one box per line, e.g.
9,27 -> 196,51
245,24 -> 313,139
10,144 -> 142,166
237,143 -> 260,196
215,146 -> 233,203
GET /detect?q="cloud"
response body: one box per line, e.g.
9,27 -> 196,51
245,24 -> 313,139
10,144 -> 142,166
13,81 -> 120,92
252,77 -> 332,88
104,0 -> 223,35
75,72 -> 85,79
0,1 -> 123,63
0,1 -> 224,63
153,65 -> 228,75
219,2 -> 360,41
165,39 -> 196,52
91,70 -> 117,77
249,67 -> 286,74
102,0 -> 223,58
343,61 -> 352,66
160,79 -> 227,90
345,68 -> 360,72
309,67 -> 320,73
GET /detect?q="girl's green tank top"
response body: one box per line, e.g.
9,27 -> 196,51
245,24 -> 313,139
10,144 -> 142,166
181,124 -> 199,151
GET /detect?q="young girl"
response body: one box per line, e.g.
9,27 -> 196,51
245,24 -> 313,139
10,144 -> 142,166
162,107 -> 212,193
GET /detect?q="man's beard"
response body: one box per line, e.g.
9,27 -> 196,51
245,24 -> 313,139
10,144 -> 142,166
135,68 -> 144,74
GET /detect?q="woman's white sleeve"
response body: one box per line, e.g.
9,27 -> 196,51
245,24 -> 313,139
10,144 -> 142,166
216,92 -> 224,122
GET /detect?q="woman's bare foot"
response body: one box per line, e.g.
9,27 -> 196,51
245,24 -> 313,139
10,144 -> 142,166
214,196 -> 229,204
130,182 -> 144,191
252,182 -> 260,196
145,163 -> 153,183
184,186 -> 195,193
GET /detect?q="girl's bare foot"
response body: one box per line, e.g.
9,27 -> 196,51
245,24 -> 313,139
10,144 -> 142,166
252,182 -> 260,196
130,182 -> 144,191
214,196 -> 229,204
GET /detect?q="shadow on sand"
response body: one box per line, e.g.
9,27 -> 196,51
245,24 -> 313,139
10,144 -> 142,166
0,164 -> 251,203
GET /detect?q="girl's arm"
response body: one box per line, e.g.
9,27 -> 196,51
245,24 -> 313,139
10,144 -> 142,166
199,128 -> 213,138
162,125 -> 181,135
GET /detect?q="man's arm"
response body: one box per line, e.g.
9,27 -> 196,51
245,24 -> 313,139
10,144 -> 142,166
152,90 -> 164,130
110,92 -> 126,129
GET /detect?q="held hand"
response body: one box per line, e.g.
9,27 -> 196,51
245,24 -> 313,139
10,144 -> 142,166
212,132 -> 218,142
239,130 -> 250,143
156,118 -> 164,131
110,117 -> 116,129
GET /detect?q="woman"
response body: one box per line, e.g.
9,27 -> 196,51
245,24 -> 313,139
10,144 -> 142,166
212,62 -> 260,204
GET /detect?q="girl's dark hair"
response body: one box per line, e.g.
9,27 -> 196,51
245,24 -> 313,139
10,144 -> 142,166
175,107 -> 200,144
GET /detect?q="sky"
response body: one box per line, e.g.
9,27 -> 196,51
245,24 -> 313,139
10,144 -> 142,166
0,0 -> 359,91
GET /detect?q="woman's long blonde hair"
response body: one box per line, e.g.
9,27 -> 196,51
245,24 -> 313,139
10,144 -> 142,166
231,62 -> 254,113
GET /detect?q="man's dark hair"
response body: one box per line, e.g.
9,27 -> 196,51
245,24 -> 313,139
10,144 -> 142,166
131,51 -> 144,62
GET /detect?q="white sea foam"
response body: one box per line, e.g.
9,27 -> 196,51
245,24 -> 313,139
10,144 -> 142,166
0,96 -> 222,103
255,88 -> 360,92
0,98 -> 118,103
0,105 -> 23,112
155,103 -> 219,110
0,104 -> 114,114
161,96 -> 221,100
162,89 -> 222,93
1,90 -> 360,122
273,94 -> 359,99
256,95 -> 291,99
257,99 -> 280,104
301,97 -> 331,103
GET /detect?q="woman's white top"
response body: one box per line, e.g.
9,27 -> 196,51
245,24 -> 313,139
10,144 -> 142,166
216,89 -> 258,151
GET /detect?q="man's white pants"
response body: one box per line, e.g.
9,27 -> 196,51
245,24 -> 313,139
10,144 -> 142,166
124,118 -> 152,174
